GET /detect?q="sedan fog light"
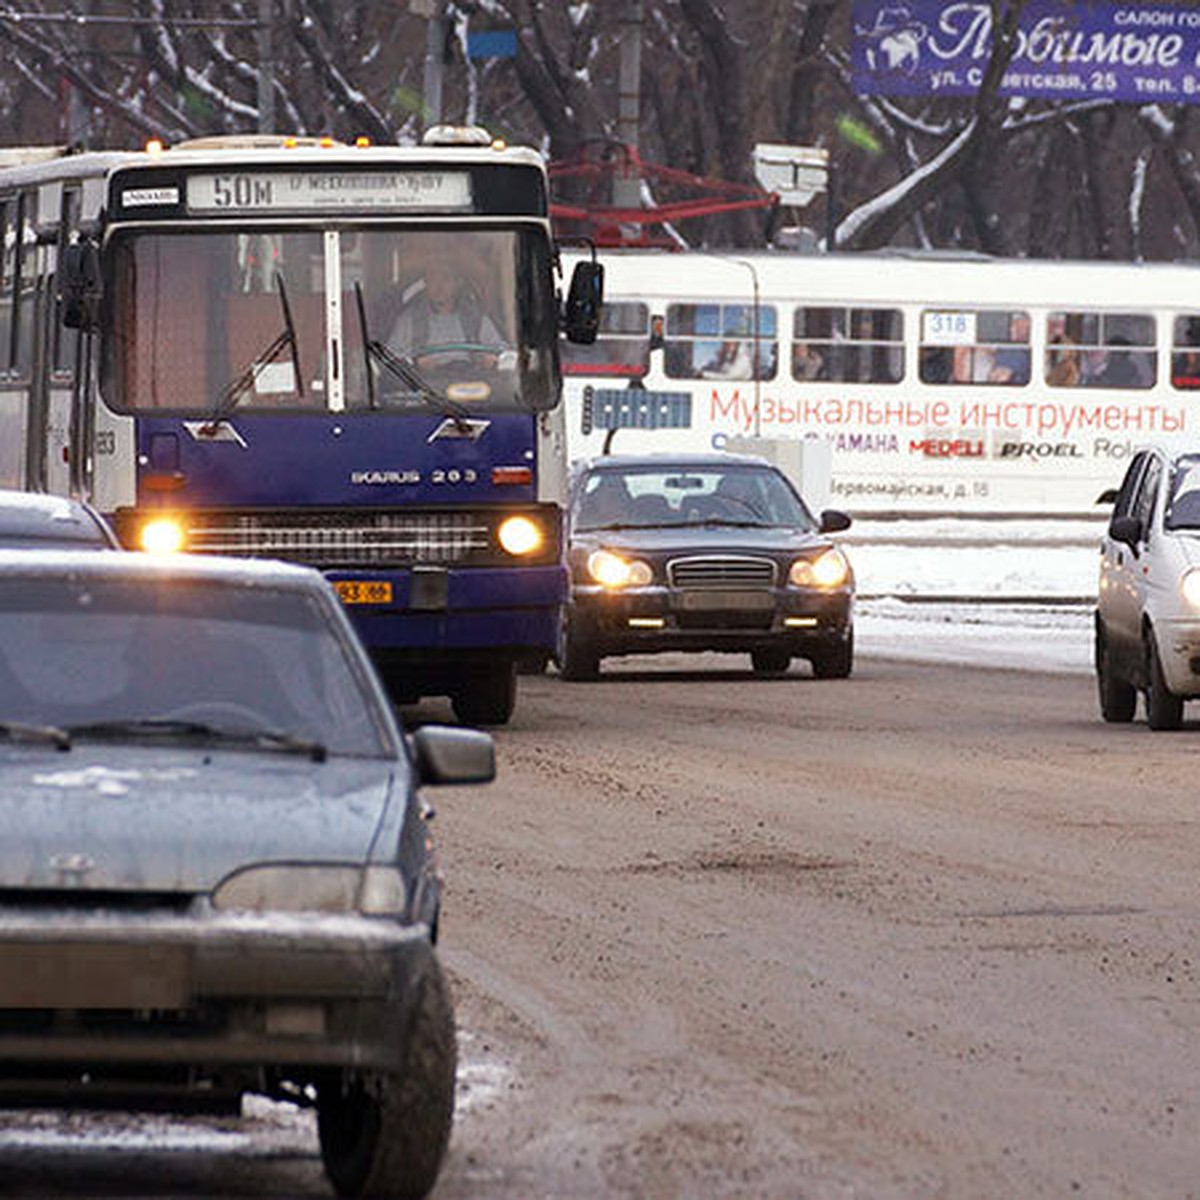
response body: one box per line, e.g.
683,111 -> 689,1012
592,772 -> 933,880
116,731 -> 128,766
498,514 -> 543,556
587,549 -> 652,588
140,516 -> 187,555
1182,568 -> 1200,609
789,548 -> 850,589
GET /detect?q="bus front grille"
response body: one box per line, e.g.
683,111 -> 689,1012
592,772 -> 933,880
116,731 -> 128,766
184,510 -> 493,567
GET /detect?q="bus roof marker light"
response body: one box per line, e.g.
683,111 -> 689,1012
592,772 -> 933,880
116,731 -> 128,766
320,136 -> 335,148
355,137 -> 371,148
145,138 -> 165,156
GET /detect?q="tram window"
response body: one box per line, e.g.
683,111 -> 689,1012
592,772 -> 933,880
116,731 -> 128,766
792,306 -> 903,384
1046,311 -> 1155,390
1171,316 -> 1200,390
664,302 -> 777,381
11,193 -> 37,377
561,300 -> 650,377
0,201 -> 10,372
919,309 -> 1030,386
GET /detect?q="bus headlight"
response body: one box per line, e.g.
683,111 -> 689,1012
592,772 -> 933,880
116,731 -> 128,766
789,548 -> 850,589
587,549 -> 652,588
1182,568 -> 1200,608
497,514 -> 544,556
140,516 -> 187,555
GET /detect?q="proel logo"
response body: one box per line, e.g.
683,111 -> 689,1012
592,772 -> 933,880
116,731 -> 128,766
909,438 -> 984,458
999,442 -> 1083,460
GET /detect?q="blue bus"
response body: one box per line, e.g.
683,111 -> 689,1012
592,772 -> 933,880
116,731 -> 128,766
0,131 -> 601,724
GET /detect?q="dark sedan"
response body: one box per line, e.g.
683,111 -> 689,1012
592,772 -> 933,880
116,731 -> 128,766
0,551 -> 493,1200
0,488 -> 118,548
560,453 -> 855,679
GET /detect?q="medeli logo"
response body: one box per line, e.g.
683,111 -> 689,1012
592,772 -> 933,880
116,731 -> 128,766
350,470 -> 421,485
909,438 -> 984,458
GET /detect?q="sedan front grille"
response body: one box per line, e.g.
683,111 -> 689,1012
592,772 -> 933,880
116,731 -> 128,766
668,555 -> 777,590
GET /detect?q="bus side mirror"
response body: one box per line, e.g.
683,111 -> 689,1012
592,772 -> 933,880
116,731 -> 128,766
563,261 -> 603,345
57,243 -> 102,331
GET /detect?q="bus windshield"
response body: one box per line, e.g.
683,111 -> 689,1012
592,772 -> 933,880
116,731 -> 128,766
103,226 -> 560,415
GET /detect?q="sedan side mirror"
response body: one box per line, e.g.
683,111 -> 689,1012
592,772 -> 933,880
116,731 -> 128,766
820,509 -> 852,533
1109,515 -> 1142,547
407,725 -> 495,786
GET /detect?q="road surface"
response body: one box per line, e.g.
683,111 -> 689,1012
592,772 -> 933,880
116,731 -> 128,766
6,650 -> 1200,1199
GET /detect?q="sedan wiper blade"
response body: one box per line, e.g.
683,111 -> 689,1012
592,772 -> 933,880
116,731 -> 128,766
0,721 -> 70,750
674,518 -> 774,528
68,719 -> 327,762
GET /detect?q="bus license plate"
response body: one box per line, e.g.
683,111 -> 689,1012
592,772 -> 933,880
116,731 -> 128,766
335,580 -> 393,605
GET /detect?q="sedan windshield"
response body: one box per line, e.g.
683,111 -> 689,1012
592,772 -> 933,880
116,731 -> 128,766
1165,455 -> 1200,530
0,577 -> 387,757
574,466 -> 815,531
104,226 -> 558,415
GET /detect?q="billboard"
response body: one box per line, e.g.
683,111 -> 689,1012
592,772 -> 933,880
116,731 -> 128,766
853,1 -> 1200,103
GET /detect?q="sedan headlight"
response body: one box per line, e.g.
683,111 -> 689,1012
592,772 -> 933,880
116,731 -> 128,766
789,548 -> 850,589
587,549 -> 653,588
497,514 -> 544,556
212,864 -> 407,915
1182,568 -> 1200,608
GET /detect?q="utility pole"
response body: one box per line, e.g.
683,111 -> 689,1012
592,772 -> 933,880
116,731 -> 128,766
412,0 -> 449,132
257,0 -> 274,134
612,0 -> 643,212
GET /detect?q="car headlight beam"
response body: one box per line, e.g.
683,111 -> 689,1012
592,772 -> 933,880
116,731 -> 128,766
789,548 -> 850,589
497,514 -> 544,556
140,516 -> 187,555
587,549 -> 652,588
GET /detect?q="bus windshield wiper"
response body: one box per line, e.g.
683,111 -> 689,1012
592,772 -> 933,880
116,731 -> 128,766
353,282 -> 472,427
0,721 -> 70,750
67,719 -> 327,762
208,271 -> 304,420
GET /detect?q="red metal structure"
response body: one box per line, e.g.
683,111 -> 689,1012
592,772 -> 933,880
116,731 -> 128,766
549,141 -> 779,248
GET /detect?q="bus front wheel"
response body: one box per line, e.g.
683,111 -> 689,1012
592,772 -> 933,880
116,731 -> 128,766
452,662 -> 517,726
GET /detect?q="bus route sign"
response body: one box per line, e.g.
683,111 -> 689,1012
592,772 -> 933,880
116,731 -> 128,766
186,170 -> 473,214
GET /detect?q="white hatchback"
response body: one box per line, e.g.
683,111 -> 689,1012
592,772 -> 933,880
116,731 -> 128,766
1096,443 -> 1200,729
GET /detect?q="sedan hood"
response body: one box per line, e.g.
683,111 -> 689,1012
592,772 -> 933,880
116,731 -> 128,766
573,524 -> 827,557
0,744 -> 398,894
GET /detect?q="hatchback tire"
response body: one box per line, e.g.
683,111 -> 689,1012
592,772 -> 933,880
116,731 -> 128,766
1096,633 -> 1136,723
558,613 -> 600,681
1145,633 -> 1184,730
751,648 -> 791,675
810,630 -> 854,680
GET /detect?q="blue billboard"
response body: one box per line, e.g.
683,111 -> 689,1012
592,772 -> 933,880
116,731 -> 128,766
853,1 -> 1200,103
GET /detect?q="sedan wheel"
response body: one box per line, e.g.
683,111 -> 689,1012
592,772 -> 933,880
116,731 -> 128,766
751,648 -> 791,675
558,611 -> 600,681
809,630 -> 854,680
318,958 -> 456,1199
1096,632 -> 1136,723
1145,634 -> 1184,731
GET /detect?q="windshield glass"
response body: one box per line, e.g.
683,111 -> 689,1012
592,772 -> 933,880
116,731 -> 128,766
103,226 -> 559,415
1165,455 -> 1200,530
0,577 -> 388,757
574,465 -> 815,531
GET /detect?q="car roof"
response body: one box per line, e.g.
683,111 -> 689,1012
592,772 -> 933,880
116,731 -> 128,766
0,548 -> 326,591
573,452 -> 776,473
0,489 -> 115,544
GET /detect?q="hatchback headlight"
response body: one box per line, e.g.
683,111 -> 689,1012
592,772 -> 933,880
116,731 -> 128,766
789,548 -> 850,589
1182,568 -> 1200,608
587,549 -> 652,588
212,864 -> 406,915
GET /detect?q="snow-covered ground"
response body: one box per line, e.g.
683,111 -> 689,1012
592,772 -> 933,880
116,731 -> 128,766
846,517 -> 1100,676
